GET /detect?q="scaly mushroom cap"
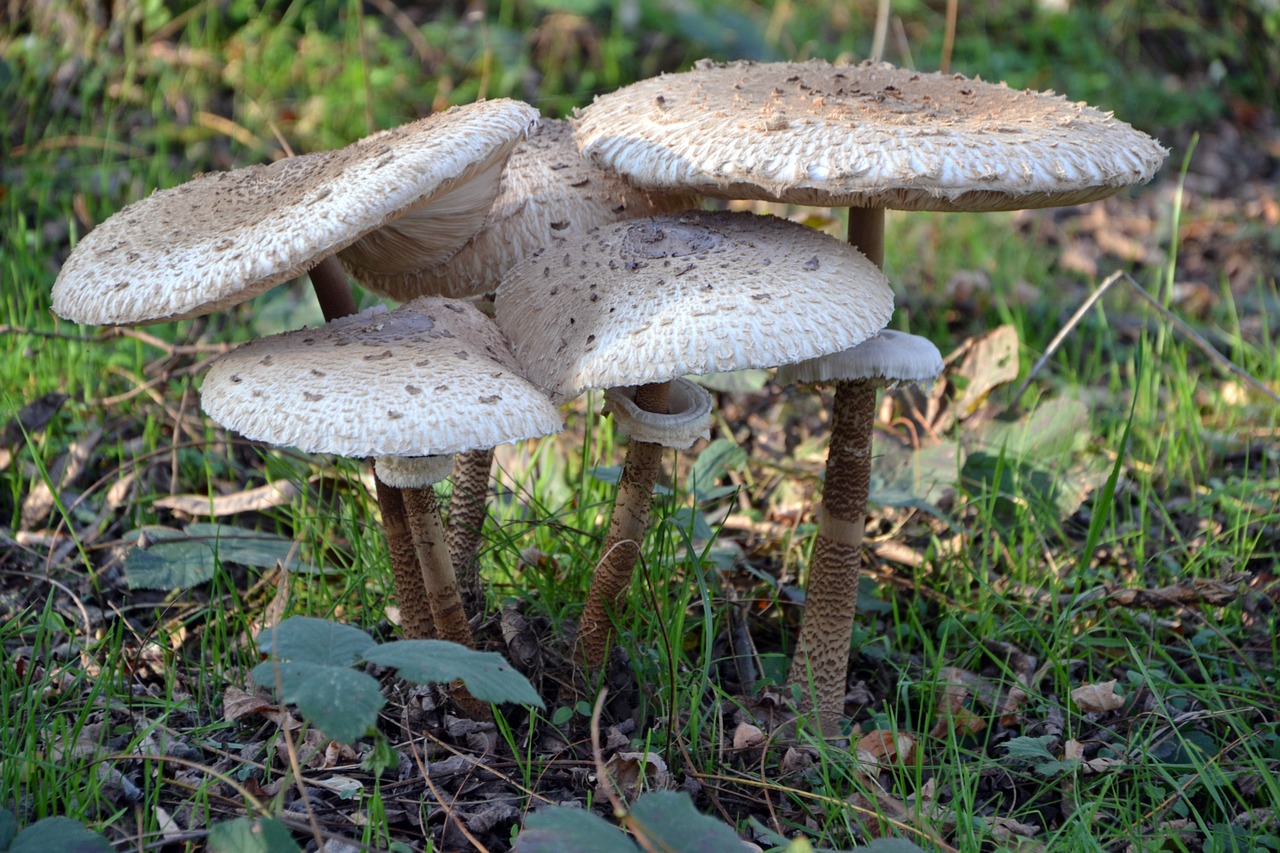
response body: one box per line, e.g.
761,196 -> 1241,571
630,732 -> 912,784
362,119 -> 692,302
53,100 -> 539,325
200,297 -> 562,458
777,329 -> 944,387
574,59 -> 1167,211
493,210 -> 894,403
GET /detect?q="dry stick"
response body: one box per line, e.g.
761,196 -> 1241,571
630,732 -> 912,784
446,445 -> 495,612
575,380 -> 671,673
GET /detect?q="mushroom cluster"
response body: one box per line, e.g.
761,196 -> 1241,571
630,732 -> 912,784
52,57 -> 1165,734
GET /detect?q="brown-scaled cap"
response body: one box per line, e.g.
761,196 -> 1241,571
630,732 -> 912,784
53,100 -> 539,325
200,297 -> 562,458
493,209 -> 893,403
776,329 -> 943,387
361,119 -> 692,302
574,59 -> 1167,211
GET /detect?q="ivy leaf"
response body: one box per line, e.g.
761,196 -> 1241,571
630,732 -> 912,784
5,817 -> 113,853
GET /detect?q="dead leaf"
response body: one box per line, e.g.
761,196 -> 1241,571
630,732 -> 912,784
222,685 -> 301,730
598,751 -> 672,803
855,730 -> 916,769
1071,680 -> 1124,714
21,424 -> 103,528
732,722 -> 766,751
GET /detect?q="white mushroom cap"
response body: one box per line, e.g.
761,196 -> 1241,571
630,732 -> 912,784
355,119 -> 692,302
52,99 -> 539,325
493,210 -> 893,403
776,329 -> 943,387
574,59 -> 1168,211
200,298 -> 562,458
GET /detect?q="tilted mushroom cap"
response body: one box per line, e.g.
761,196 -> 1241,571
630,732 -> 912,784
493,210 -> 894,403
200,297 -> 562,458
574,59 -> 1167,211
363,119 -> 692,302
52,99 -> 539,325
777,329 -> 943,387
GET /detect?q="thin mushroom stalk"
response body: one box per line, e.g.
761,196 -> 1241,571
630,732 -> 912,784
780,328 -> 943,736
574,380 -> 672,673
445,446 -> 495,612
785,379 -> 877,732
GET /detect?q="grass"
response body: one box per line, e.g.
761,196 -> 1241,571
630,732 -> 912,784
4,1 -> 1279,851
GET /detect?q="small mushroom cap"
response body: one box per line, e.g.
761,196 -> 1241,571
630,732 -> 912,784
200,297 -> 562,458
53,99 -> 539,325
362,120 -> 692,302
375,455 -> 456,489
493,210 -> 893,403
776,329 -> 944,386
574,59 -> 1168,211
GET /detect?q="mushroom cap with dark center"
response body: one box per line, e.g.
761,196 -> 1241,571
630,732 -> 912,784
777,329 -> 944,386
493,209 -> 894,403
362,119 -> 692,302
53,99 -> 539,325
574,59 -> 1167,211
200,297 -> 562,458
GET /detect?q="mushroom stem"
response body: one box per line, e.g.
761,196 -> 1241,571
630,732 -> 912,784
446,446 -> 494,613
575,380 -> 671,674
401,485 -> 475,650
375,476 -> 434,639
785,205 -> 885,735
786,379 -> 877,735
308,254 -> 360,321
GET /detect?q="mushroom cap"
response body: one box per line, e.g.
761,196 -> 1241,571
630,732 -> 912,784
200,297 -> 562,458
776,329 -> 943,386
52,99 -> 539,325
574,59 -> 1168,211
493,210 -> 894,403
362,119 -> 692,302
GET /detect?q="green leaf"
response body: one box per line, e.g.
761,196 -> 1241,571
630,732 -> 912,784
7,818 -> 113,853
628,791 -> 746,853
871,439 -> 959,517
208,817 -> 302,853
250,661 -> 385,744
688,437 -> 747,499
999,735 -> 1079,775
0,809 -> 17,851
513,807 -> 638,853
124,526 -> 219,589
365,641 -> 544,709
123,523 -> 317,589
257,616 -> 375,667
